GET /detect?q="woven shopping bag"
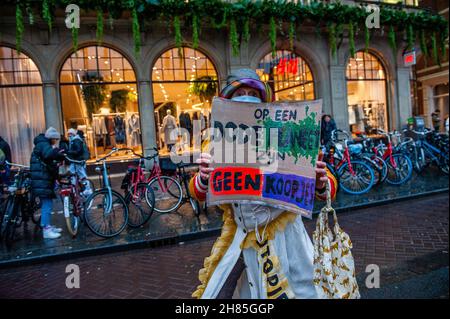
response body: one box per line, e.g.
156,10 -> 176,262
312,183 -> 360,299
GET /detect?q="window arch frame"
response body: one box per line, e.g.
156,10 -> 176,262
0,45 -> 43,88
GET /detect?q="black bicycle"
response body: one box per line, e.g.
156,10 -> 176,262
0,162 -> 41,247
175,161 -> 202,217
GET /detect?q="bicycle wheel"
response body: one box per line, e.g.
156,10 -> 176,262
147,176 -> 183,213
63,195 -> 80,237
126,183 -> 155,228
1,198 -> 17,247
362,154 -> 388,184
337,160 -> 374,195
84,189 -> 128,238
386,153 -> 413,185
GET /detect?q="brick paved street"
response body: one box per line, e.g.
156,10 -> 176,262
0,193 -> 448,299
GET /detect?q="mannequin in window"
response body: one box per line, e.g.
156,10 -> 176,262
161,109 -> 178,152
179,111 -> 192,151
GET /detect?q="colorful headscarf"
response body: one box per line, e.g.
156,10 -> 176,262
219,69 -> 274,102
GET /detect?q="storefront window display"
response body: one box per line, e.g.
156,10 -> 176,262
152,47 -> 218,155
346,51 -> 388,136
0,46 -> 45,165
60,46 -> 141,161
256,50 -> 315,101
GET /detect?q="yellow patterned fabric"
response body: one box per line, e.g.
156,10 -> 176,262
312,202 -> 360,299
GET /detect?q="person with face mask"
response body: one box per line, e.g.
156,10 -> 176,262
30,127 -> 66,239
189,69 -> 337,299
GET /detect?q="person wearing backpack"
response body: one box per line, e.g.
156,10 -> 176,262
67,128 -> 92,197
30,127 -> 66,239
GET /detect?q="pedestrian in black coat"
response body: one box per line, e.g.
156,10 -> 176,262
0,136 -> 12,185
321,114 -> 337,147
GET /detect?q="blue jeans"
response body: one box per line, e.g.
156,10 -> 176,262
40,197 -> 53,228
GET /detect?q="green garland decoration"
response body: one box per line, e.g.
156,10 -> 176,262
16,4 -> 24,53
26,2 -> 34,25
243,18 -> 250,44
42,0 -> 52,32
388,25 -> 397,58
431,32 -> 439,66
192,14 -> 199,49
71,26 -> 78,55
419,29 -> 428,63
269,16 -> 277,58
348,21 -> 355,58
132,7 -> 140,56
96,9 -> 104,45
289,20 -> 295,52
364,25 -> 370,53
174,15 -> 182,57
229,18 -> 239,57
328,23 -> 336,58
439,31 -> 447,61
406,24 -> 414,51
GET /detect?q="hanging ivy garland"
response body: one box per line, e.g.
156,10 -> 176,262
269,16 -> 277,58
431,32 -> 439,66
388,25 -> 397,58
96,9 -> 104,45
15,4 -> 24,53
406,24 -> 414,51
348,21 -> 355,58
229,18 -> 239,57
289,20 -> 296,52
192,14 -> 199,49
328,23 -> 337,58
243,18 -> 250,44
174,15 -> 182,55
419,29 -> 428,64
42,0 -> 52,32
71,25 -> 78,54
6,0 -> 449,64
131,7 -> 140,56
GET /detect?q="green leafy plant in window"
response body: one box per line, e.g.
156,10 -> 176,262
328,23 -> 337,58
110,89 -> 129,113
132,7 -> 140,56
81,74 -> 107,119
188,76 -> 218,103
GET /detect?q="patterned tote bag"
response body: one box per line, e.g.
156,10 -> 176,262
312,184 -> 360,299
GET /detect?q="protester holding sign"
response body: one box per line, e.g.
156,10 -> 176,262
189,69 -> 337,299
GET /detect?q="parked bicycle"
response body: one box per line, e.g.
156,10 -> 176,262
144,148 -> 183,214
405,128 -> 449,175
324,130 -> 375,195
119,148 -> 155,228
57,156 -> 92,237
0,162 -> 40,247
83,148 -> 129,238
374,129 -> 413,185
174,161 -> 202,217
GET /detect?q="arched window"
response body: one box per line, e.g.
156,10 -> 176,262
152,47 -> 218,154
256,50 -> 315,101
60,46 -> 140,159
0,46 -> 45,165
346,51 -> 388,135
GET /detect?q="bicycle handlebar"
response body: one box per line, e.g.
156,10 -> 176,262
119,147 -> 159,161
64,156 -> 86,165
5,161 -> 29,169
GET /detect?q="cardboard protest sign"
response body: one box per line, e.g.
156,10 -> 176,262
206,97 -> 323,218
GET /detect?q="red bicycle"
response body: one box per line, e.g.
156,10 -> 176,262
324,130 -> 375,195
373,129 -> 413,185
120,149 -> 156,227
